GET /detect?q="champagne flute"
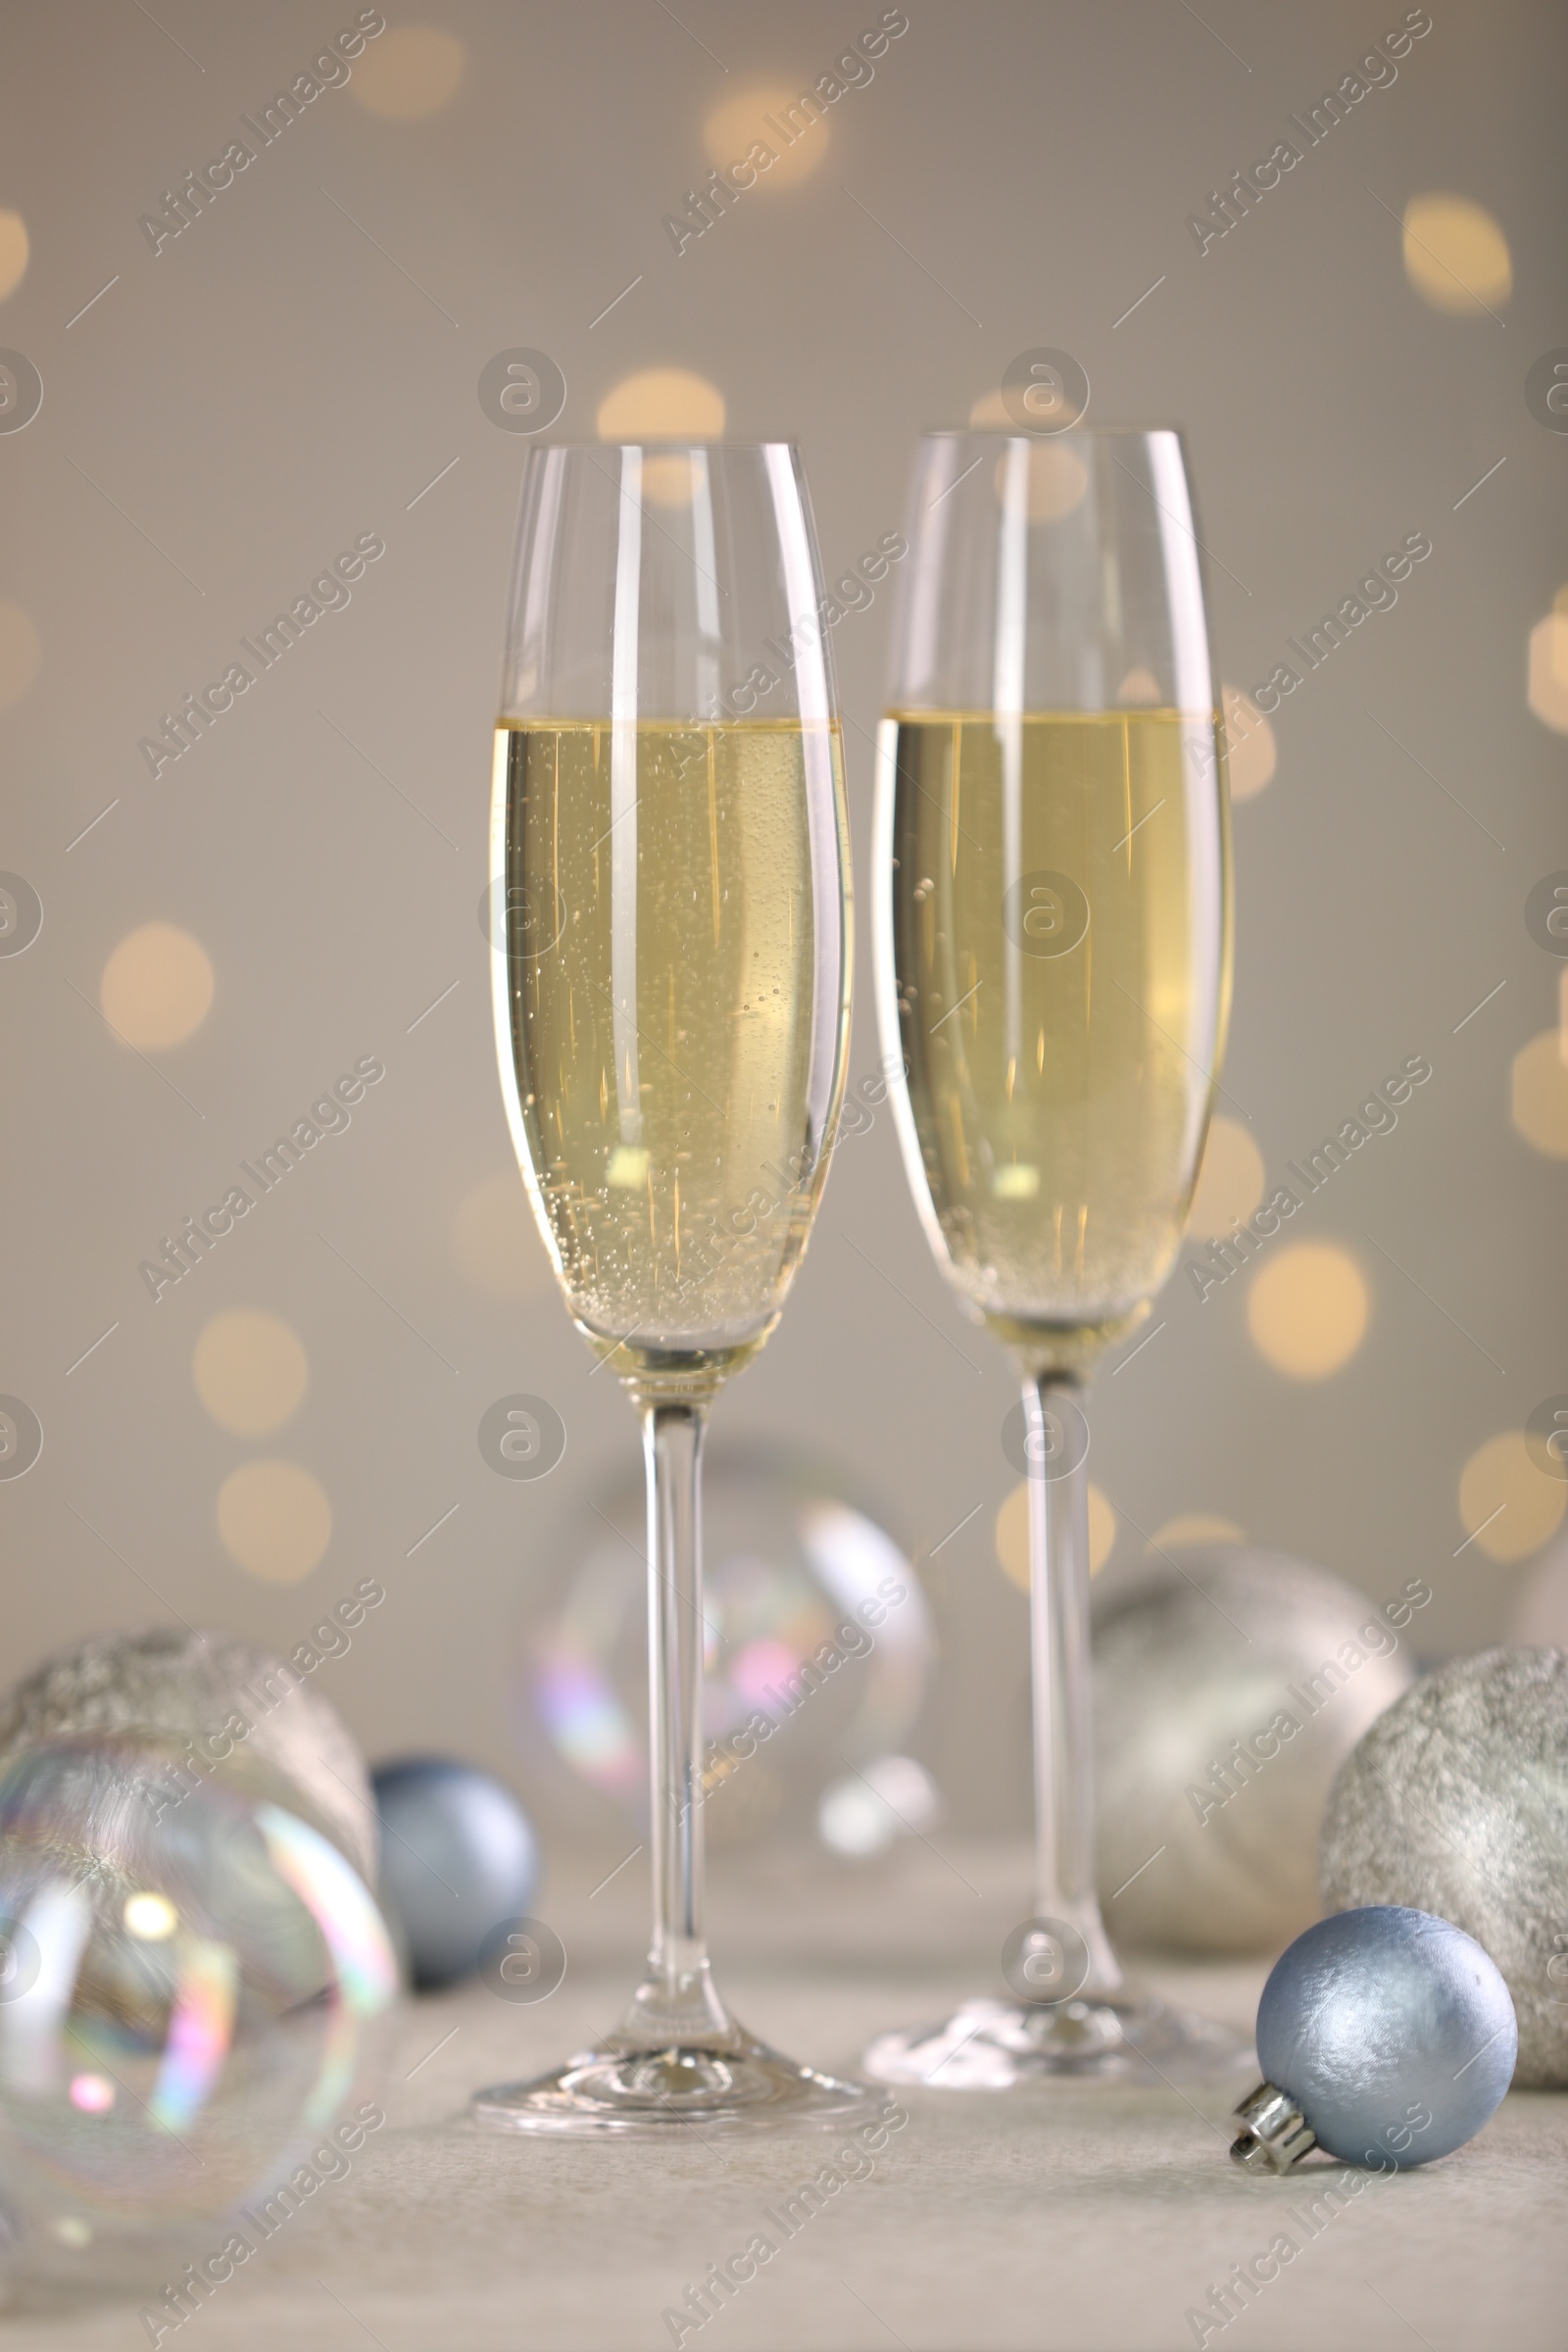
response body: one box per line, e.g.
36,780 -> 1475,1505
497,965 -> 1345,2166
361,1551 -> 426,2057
863,427 -> 1240,2085
474,441 -> 872,2134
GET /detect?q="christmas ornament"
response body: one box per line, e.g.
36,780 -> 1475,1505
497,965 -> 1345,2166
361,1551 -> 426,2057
1091,1545 -> 1420,1952
1231,1905 -> 1516,2171
0,1627 -> 378,1883
1320,1645 -> 1568,2087
0,1738 -> 396,2281
816,1755 -> 940,1858
518,1446 -> 935,1852
371,1758 -> 539,1990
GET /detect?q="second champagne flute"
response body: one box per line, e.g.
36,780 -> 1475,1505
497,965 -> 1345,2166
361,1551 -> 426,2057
474,440 -> 873,2135
864,426 -> 1242,2086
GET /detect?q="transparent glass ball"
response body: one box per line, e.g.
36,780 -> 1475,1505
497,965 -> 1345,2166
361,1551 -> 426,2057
521,1445 -> 938,1850
0,1739 -> 397,2278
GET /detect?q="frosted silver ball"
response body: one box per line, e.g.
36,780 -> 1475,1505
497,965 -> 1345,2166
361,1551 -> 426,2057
1093,1545 -> 1419,1952
0,1627 -> 376,1883
1257,1906 -> 1516,2165
1320,1646 -> 1568,2088
372,1758 -> 540,1990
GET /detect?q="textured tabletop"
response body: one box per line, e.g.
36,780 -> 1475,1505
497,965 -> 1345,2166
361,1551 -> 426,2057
9,1843 -> 1565,2352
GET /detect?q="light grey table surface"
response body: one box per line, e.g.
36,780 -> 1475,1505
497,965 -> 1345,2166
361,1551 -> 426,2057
7,1842 -> 1564,2351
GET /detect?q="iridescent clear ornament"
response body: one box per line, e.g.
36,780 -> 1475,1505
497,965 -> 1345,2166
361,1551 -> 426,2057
521,1446 -> 937,1852
0,1739 -> 397,2283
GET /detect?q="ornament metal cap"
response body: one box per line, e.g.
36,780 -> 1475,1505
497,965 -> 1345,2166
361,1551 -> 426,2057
1229,2080 -> 1317,2174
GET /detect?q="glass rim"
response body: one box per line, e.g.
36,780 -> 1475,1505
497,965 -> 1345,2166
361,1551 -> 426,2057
917,422 -> 1187,441
515,436 -> 802,456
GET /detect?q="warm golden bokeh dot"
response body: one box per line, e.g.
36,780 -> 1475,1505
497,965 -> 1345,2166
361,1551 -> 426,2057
1220,684 -> 1277,801
1401,193 -> 1511,313
348,25 -> 466,119
217,1460 -> 331,1584
100,922 -> 214,1051
1511,1030 -> 1568,1156
991,441 -> 1088,524
596,368 -> 726,443
640,454 -> 699,511
1149,1514 -> 1245,1553
703,89 -> 828,190
0,212 -> 28,303
968,390 -> 1011,427
194,1312 -> 309,1438
1526,609 -> 1568,734
997,1479 -> 1115,1589
0,602 -> 41,710
450,1171 -> 555,1301
1457,1432 -> 1566,1564
1186,1115 -> 1266,1240
1247,1242 -> 1369,1380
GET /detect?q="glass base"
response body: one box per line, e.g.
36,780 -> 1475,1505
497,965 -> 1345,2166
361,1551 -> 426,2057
861,1990 -> 1251,2090
472,2024 -> 878,2139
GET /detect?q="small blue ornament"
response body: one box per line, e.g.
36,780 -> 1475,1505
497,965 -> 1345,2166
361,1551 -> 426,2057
1232,1906 -> 1517,2173
372,1757 -> 539,1991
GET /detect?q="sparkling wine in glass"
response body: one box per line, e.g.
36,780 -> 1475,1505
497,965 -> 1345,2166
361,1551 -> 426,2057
863,427 -> 1243,2086
473,441 -> 873,2134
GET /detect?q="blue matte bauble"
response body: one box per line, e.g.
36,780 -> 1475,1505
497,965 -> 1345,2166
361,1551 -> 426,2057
1257,1906 -> 1517,2167
372,1757 -> 539,1990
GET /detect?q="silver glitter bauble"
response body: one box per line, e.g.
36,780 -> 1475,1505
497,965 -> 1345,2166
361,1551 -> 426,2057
0,1627 -> 376,1882
1093,1545 -> 1419,1953
1320,1646 -> 1568,2088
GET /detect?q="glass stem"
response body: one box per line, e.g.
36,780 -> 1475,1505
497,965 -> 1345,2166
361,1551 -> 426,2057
1026,1374 -> 1122,1997
624,1396 -> 733,2045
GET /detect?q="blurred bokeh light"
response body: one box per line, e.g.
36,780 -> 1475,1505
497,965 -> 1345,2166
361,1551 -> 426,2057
996,1478 -> 1116,1588
1526,598 -> 1568,733
216,1462 -> 332,1586
1148,1513 -> 1244,1552
989,441 -> 1089,523
0,602 -> 41,709
348,25 -> 466,120
1457,1431 -> 1566,1563
595,368 -> 726,441
1185,1114 -> 1266,1239
1220,685 -> 1277,801
193,1313 -> 309,1439
0,210 -> 27,302
967,390 -> 1010,426
1510,1030 -> 1568,1155
450,1171 -> 554,1301
99,924 -> 214,1053
1247,1242 -> 1369,1380
1401,192 -> 1512,312
704,89 -> 829,189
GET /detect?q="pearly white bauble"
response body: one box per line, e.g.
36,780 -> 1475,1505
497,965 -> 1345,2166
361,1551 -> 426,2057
1092,1545 -> 1417,1953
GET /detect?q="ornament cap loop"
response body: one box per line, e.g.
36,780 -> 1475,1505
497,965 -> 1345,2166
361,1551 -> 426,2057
1229,2079 -> 1317,2174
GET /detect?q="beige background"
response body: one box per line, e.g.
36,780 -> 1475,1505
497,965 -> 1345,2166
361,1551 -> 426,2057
1,0 -> 1566,1856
